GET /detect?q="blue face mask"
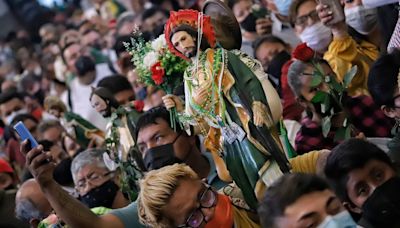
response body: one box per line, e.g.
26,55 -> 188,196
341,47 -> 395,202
317,211 -> 357,228
137,87 -> 147,101
274,0 -> 293,16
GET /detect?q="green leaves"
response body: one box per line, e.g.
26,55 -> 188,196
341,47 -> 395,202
309,62 -> 357,142
311,75 -> 323,87
334,125 -> 352,141
343,65 -> 358,88
322,117 -> 331,138
311,91 -> 327,103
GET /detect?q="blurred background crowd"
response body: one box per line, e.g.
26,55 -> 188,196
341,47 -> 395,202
0,0 -> 400,227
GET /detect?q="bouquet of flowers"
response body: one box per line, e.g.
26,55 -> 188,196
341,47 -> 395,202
125,33 -> 189,130
292,43 -> 358,141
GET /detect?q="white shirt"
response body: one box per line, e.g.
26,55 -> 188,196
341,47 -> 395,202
271,13 -> 301,48
61,63 -> 112,131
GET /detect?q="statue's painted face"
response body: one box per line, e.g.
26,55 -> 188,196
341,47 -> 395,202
171,31 -> 197,58
90,93 -> 111,117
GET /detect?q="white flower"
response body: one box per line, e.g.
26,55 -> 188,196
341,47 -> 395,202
143,51 -> 159,68
252,4 -> 261,12
151,34 -> 167,52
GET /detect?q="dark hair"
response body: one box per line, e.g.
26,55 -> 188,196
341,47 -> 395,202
252,35 -> 287,57
149,0 -> 180,10
141,6 -> 169,22
10,114 -> 38,126
90,87 -> 120,109
61,41 -> 79,64
324,138 -> 394,203
135,106 -> 183,139
97,75 -> 133,94
289,0 -> 314,26
368,50 -> 400,107
38,120 -> 62,135
0,88 -> 24,105
81,28 -> 99,36
19,73 -> 41,92
113,35 -> 132,57
116,12 -> 136,33
75,55 -> 95,77
227,0 -> 253,9
258,173 -> 330,228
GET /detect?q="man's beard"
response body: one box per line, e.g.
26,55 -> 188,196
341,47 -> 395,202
185,48 -> 197,58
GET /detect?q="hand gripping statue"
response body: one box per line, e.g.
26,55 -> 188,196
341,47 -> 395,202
163,9 -> 290,210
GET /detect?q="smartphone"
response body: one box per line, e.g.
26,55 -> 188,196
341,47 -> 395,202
252,4 -> 270,19
318,0 -> 345,25
13,121 -> 39,151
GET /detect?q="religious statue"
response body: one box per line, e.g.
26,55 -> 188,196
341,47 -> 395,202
162,9 -> 290,210
89,86 -> 144,201
44,96 -> 105,149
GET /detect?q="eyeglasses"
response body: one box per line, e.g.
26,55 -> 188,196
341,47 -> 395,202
76,171 -> 114,192
177,185 -> 218,228
295,10 -> 319,27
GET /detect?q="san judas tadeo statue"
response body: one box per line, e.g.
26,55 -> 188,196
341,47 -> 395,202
162,9 -> 290,210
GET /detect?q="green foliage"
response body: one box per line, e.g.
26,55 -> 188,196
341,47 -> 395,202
124,36 -> 153,85
104,106 -> 143,202
310,62 -> 358,141
344,65 -> 358,88
322,117 -> 331,138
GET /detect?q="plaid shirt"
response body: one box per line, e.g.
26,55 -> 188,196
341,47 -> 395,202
295,95 -> 394,154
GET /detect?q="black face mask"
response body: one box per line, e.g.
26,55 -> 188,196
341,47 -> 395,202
143,133 -> 182,171
33,89 -> 45,104
53,158 -> 73,186
266,51 -> 291,93
362,177 -> 400,228
79,180 -> 119,209
240,13 -> 257,32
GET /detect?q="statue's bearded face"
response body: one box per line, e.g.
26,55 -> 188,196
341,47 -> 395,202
171,31 -> 197,58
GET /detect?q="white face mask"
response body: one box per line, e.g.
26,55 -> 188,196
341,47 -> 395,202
345,6 -> 378,35
5,108 -> 28,125
299,22 -> 333,53
317,211 -> 358,228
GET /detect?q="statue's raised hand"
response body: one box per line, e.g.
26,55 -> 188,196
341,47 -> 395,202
162,94 -> 184,112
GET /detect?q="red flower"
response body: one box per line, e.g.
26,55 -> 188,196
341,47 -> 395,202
292,43 -> 315,62
150,62 -> 165,85
132,100 -> 144,112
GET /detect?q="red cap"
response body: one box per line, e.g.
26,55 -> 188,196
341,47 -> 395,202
0,158 -> 14,173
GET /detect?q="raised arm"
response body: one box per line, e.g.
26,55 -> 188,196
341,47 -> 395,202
22,142 -> 124,228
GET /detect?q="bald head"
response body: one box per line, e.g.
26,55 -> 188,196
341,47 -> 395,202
16,179 -> 52,221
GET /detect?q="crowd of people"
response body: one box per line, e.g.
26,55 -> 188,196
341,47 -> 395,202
0,0 -> 400,227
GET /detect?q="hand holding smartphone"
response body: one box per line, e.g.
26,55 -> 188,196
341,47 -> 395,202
318,0 -> 345,26
13,121 -> 39,151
